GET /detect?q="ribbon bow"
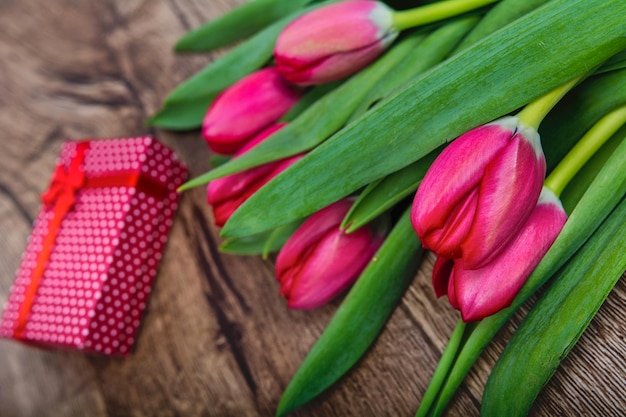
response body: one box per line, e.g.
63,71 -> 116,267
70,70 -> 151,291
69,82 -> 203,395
40,160 -> 86,211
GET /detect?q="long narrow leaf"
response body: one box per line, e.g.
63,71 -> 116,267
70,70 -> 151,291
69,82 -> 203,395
175,0 -> 314,52
540,68 -> 626,172
181,17 -> 482,190
481,197 -> 626,417
348,16 -> 479,123
219,230 -> 275,255
276,209 -> 422,416
561,126 -> 626,212
342,147 -> 441,232
280,81 -> 341,122
146,96 -> 211,131
452,0 -> 549,52
220,218 -> 303,257
262,220 -> 304,258
223,0 -> 626,238
343,3 -> 553,231
149,1 -> 337,130
179,31 -> 427,190
596,49 -> 626,74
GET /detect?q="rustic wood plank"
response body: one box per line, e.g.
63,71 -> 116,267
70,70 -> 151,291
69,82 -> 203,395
0,1 -> 624,416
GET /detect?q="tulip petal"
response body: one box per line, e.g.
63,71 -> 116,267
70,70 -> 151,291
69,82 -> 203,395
276,200 -> 354,280
285,227 -> 382,309
202,68 -> 302,154
209,154 -> 302,227
208,125 -> 288,205
208,163 -> 276,205
432,256 -> 453,298
276,198 -> 386,309
278,40 -> 390,86
274,1 -> 396,85
454,188 -> 567,322
208,124 -> 302,227
462,126 -> 546,268
447,267 -> 459,310
411,117 -> 517,250
276,1 -> 385,61
236,123 -> 287,155
211,197 -> 244,228
421,188 -> 478,259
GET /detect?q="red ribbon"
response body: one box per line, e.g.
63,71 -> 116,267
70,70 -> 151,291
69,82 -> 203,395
14,141 -> 168,339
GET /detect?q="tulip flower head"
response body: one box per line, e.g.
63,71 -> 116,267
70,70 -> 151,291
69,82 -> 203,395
274,1 -> 398,85
202,67 -> 302,155
276,199 -> 388,309
432,187 -> 567,322
411,116 -> 546,269
207,124 -> 302,227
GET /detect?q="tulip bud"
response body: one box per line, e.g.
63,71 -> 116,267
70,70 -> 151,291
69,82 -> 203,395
276,199 -> 388,309
274,1 -> 398,86
207,124 -> 302,227
433,188 -> 567,322
411,116 -> 546,269
202,67 -> 302,155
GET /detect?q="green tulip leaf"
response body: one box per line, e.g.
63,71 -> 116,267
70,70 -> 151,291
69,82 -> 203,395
540,68 -> 626,172
181,16 -> 482,191
596,49 -> 626,75
208,154 -> 231,168
178,30 -> 428,190
149,1 -> 338,130
166,25 -> 276,104
342,147 -> 441,232
219,230 -> 275,255
561,130 -> 626,212
174,0 -> 315,53
220,219 -> 305,256
481,196 -> 626,417
276,209 -> 423,417
222,0 -> 626,238
348,16 -> 478,123
452,0 -> 550,53
280,81 -> 342,122
147,96 -> 212,131
262,220 -> 305,258
343,0 -> 550,232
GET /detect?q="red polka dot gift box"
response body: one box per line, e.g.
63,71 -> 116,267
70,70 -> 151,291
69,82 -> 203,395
0,137 -> 187,356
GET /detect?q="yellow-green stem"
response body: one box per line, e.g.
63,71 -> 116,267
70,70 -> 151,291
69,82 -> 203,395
516,75 -> 583,129
545,104 -> 626,197
393,0 -> 498,31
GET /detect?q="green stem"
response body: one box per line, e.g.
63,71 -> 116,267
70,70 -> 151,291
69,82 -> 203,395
516,75 -> 583,129
393,0 -> 498,31
427,323 -> 491,417
415,320 -> 473,417
545,104 -> 626,197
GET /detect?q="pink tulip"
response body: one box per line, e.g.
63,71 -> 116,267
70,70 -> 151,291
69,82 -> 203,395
202,67 -> 302,155
432,188 -> 567,322
207,124 -> 302,227
276,199 -> 387,309
411,116 -> 546,269
274,1 -> 398,85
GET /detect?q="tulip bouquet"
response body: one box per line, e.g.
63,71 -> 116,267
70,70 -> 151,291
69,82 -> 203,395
150,0 -> 626,415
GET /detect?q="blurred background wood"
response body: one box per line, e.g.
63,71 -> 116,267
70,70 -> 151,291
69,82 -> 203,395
0,1 -> 624,416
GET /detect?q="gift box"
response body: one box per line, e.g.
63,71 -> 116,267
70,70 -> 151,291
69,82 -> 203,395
0,137 -> 187,356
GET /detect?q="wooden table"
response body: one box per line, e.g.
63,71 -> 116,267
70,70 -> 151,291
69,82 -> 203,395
0,1 -> 624,416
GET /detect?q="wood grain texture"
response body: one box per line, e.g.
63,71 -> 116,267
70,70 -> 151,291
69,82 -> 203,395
0,1 -> 624,416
